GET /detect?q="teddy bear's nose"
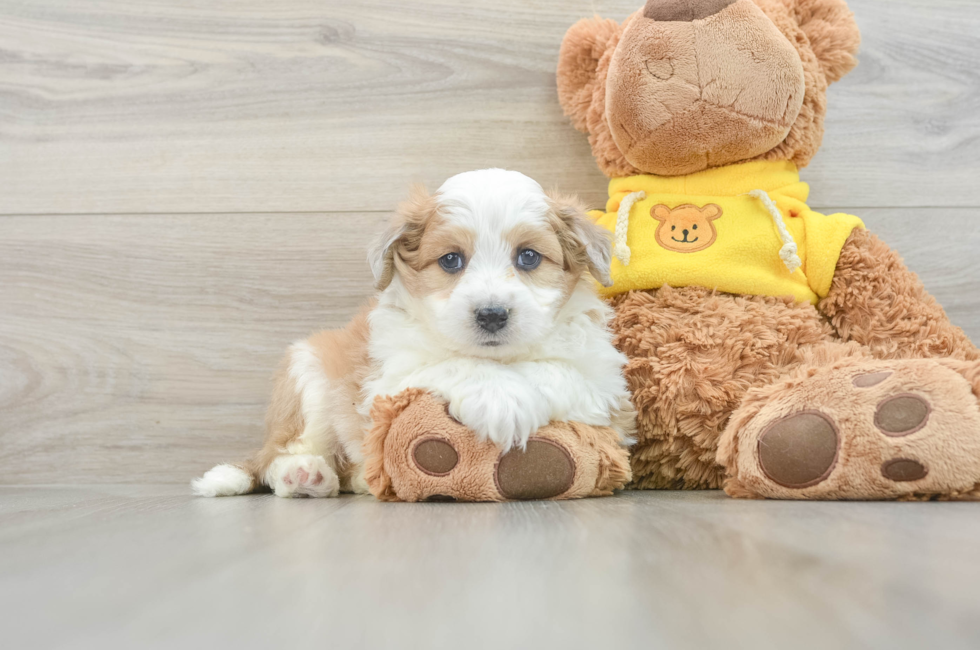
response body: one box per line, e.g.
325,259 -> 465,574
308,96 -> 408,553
643,0 -> 737,22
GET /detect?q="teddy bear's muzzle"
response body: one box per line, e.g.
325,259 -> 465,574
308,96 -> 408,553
643,0 -> 736,22
606,0 -> 806,176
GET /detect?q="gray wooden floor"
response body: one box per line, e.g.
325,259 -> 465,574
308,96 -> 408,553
2,487 -> 979,650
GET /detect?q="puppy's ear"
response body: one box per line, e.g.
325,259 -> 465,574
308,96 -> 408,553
547,191 -> 613,288
368,185 -> 436,291
557,16 -> 624,133
367,221 -> 402,292
792,0 -> 861,83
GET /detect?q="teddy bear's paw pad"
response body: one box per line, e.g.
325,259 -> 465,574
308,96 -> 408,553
412,437 -> 459,476
424,494 -> 458,502
881,458 -> 929,483
853,371 -> 892,388
874,394 -> 931,437
758,411 -> 839,488
495,439 -> 576,500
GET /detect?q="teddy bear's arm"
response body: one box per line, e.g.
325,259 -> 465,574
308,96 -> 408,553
818,228 -> 979,361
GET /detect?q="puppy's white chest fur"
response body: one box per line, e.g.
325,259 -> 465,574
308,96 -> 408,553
361,276 -> 634,452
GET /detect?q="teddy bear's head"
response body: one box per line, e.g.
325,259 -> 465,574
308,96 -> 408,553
557,0 -> 860,178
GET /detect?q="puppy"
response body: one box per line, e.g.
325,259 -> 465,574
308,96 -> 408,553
193,169 -> 635,498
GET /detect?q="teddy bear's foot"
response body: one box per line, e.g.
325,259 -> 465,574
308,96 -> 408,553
719,358 -> 980,500
411,437 -> 576,501
365,390 -> 631,502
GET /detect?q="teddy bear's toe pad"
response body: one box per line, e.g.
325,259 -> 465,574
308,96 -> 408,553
853,371 -> 892,388
881,458 -> 928,482
874,394 -> 930,436
495,439 -> 576,500
413,438 -> 459,476
424,494 -> 458,502
758,412 -> 839,488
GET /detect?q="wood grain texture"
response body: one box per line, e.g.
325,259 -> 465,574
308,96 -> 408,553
1,488 -> 980,650
0,209 -> 977,485
0,213 -> 383,484
1,0 -> 979,214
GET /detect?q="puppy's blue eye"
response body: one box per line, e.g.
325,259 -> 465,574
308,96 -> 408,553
516,249 -> 541,270
438,252 -> 464,273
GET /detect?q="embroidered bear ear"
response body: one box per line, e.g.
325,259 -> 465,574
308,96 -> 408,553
557,17 -> 624,133
651,205 -> 673,222
702,204 -> 723,220
790,0 -> 861,84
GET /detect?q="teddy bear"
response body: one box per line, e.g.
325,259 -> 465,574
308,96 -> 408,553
363,390 -> 631,502
556,0 -> 980,499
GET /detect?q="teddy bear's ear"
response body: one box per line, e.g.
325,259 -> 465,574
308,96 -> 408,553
557,17 -> 624,133
792,0 -> 861,84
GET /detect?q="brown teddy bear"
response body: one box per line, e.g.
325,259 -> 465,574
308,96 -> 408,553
557,0 -> 980,499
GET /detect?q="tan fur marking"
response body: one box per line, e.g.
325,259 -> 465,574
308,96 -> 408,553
507,223 -> 564,267
397,215 -> 473,298
252,304 -> 373,485
416,224 -> 475,270
504,221 -> 576,296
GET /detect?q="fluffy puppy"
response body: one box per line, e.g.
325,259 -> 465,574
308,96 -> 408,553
193,169 -> 635,498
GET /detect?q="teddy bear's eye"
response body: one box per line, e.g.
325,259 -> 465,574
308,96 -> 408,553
671,225 -> 676,231
693,224 -> 698,230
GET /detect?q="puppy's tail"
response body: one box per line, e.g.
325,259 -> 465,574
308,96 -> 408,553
191,462 -> 259,497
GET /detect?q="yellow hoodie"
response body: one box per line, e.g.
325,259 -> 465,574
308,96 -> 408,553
591,160 -> 864,305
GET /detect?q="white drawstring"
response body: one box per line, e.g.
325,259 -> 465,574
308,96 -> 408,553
613,191 -> 646,266
747,190 -> 801,274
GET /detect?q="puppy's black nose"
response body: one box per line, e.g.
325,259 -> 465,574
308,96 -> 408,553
475,307 -> 508,334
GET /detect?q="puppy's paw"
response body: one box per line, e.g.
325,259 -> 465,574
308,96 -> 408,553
342,464 -> 372,495
265,454 -> 340,498
448,382 -> 550,451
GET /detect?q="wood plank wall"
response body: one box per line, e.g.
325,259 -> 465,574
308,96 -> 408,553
1,0 -> 978,484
